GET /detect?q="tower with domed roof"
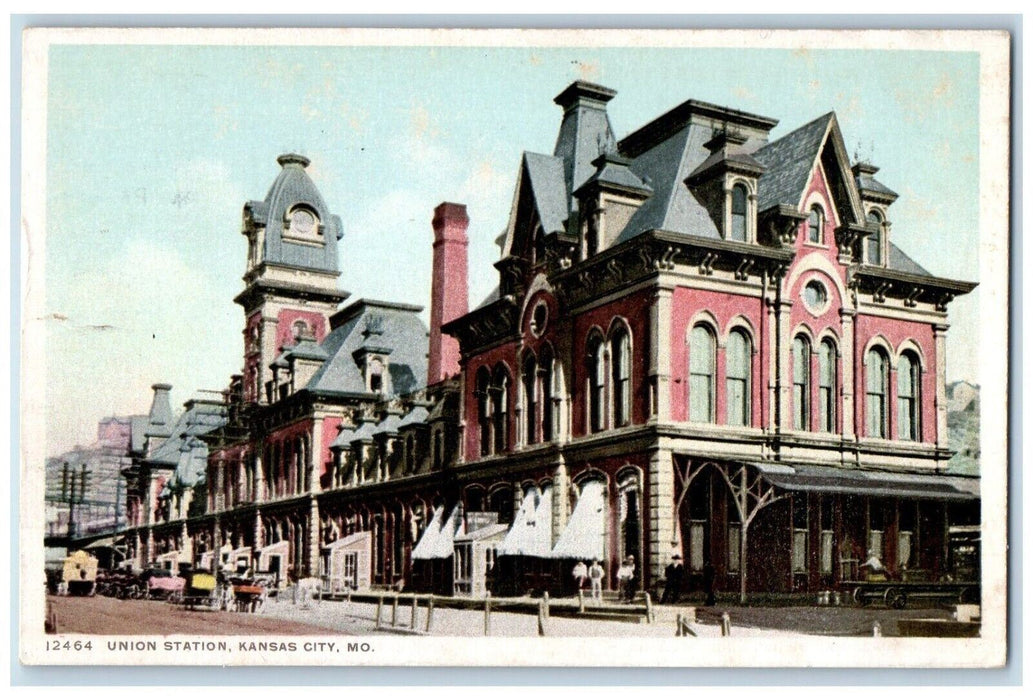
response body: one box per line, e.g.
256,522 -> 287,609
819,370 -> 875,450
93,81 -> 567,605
235,154 -> 350,404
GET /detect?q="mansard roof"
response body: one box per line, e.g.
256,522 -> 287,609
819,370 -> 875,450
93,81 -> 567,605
306,299 -> 428,397
146,399 -> 227,473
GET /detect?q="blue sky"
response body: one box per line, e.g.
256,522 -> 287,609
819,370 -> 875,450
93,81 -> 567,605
42,43 -> 981,454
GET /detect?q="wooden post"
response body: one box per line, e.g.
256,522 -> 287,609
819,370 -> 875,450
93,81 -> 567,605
676,613 -> 683,637
644,591 -> 654,624
721,612 -> 731,637
484,592 -> 492,636
391,595 -> 398,626
375,595 -> 384,630
578,589 -> 585,614
410,595 -> 417,630
543,591 -> 550,620
537,599 -> 547,637
425,596 -> 435,633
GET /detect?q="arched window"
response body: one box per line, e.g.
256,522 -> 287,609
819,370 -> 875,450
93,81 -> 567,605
725,329 -> 751,427
808,205 -> 824,244
730,184 -> 748,242
522,354 -> 538,445
587,334 -> 606,432
476,368 -> 492,457
866,347 -> 890,438
818,339 -> 837,433
492,367 -> 510,453
792,335 -> 811,431
689,325 -> 716,423
865,211 -> 884,265
540,348 -> 555,442
897,352 -> 921,441
611,327 -> 631,427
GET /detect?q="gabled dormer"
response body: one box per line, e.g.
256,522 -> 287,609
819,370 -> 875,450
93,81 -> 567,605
685,130 -> 765,244
852,162 -> 899,267
574,151 -> 652,258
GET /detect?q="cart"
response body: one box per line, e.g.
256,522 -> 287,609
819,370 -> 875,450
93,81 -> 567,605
847,579 -> 980,609
61,551 -> 98,596
172,568 -> 230,610
229,576 -> 267,613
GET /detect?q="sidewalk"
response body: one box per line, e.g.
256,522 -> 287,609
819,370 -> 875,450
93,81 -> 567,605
260,594 -> 819,638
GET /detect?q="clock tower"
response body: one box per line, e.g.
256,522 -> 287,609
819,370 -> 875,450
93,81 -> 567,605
235,153 -> 350,404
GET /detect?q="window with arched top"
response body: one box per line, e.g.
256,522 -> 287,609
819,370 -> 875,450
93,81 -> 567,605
792,335 -> 811,431
689,325 -> 716,423
587,334 -> 606,433
476,368 -> 492,457
808,205 -> 824,244
611,327 -> 631,427
866,347 -> 890,438
522,354 -> 538,445
897,352 -> 921,441
818,339 -> 837,433
865,211 -> 884,265
540,348 -> 555,442
726,329 -> 751,427
492,367 -> 510,453
730,184 -> 748,242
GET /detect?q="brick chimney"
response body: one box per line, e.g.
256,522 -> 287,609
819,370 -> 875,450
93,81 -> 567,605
428,202 -> 469,386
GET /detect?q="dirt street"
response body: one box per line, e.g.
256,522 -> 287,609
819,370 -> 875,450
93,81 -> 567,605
47,595 -> 341,636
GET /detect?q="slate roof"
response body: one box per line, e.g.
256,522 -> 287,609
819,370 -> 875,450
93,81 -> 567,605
887,243 -> 932,276
148,400 -> 227,470
245,154 -> 343,275
286,338 -> 329,362
752,113 -> 833,213
329,425 -> 356,449
552,82 -> 617,210
614,124 -> 723,243
398,406 -> 430,429
523,153 -> 569,235
306,300 -> 428,397
577,152 -> 653,197
372,413 -> 402,437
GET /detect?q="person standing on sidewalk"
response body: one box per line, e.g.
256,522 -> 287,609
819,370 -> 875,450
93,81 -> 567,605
588,559 -> 604,600
572,560 -> 588,592
617,556 -> 637,603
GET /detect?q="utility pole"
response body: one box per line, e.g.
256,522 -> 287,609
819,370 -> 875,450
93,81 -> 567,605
60,462 -> 90,540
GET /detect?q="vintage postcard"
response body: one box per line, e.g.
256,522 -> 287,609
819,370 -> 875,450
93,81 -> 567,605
19,27 -> 1010,668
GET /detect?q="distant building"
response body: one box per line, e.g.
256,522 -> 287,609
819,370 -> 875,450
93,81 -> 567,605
117,81 -> 979,597
45,416 -> 134,539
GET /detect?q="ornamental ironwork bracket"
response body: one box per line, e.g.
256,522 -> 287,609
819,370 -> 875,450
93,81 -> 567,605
904,286 -> 925,308
734,256 -> 756,281
698,251 -> 718,276
873,280 -> 893,303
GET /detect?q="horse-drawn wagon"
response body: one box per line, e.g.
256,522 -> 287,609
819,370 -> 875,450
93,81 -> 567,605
61,551 -> 98,596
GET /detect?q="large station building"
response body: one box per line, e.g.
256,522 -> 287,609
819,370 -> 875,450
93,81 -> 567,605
117,81 -> 978,599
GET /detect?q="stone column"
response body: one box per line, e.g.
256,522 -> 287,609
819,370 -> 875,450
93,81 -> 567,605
647,448 -> 675,587
840,309 -> 856,439
254,452 -> 265,502
254,508 -> 264,551
214,458 -> 225,512
180,522 -> 192,568
551,455 -> 569,548
310,420 -> 323,493
775,299 -> 792,434
260,315 -> 279,404
649,286 -> 674,421
145,529 -> 155,566
307,496 -> 321,578
934,323 -> 950,452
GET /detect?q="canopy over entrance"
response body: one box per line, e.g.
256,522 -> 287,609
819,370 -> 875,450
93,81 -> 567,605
751,463 -> 979,502
551,480 -> 606,560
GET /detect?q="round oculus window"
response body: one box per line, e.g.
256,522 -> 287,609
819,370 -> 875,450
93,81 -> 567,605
530,301 -> 549,336
802,280 -> 829,313
290,209 -> 316,234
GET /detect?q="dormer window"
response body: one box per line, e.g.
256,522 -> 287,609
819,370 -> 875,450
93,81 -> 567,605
283,206 -> 323,246
808,206 -> 824,244
368,358 -> 384,394
730,184 -> 748,242
292,320 -> 310,341
865,211 -> 885,265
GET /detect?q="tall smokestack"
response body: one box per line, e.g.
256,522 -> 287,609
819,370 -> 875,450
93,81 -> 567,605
428,202 -> 469,386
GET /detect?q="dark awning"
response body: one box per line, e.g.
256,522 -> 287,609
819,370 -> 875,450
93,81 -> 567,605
751,463 -> 979,502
